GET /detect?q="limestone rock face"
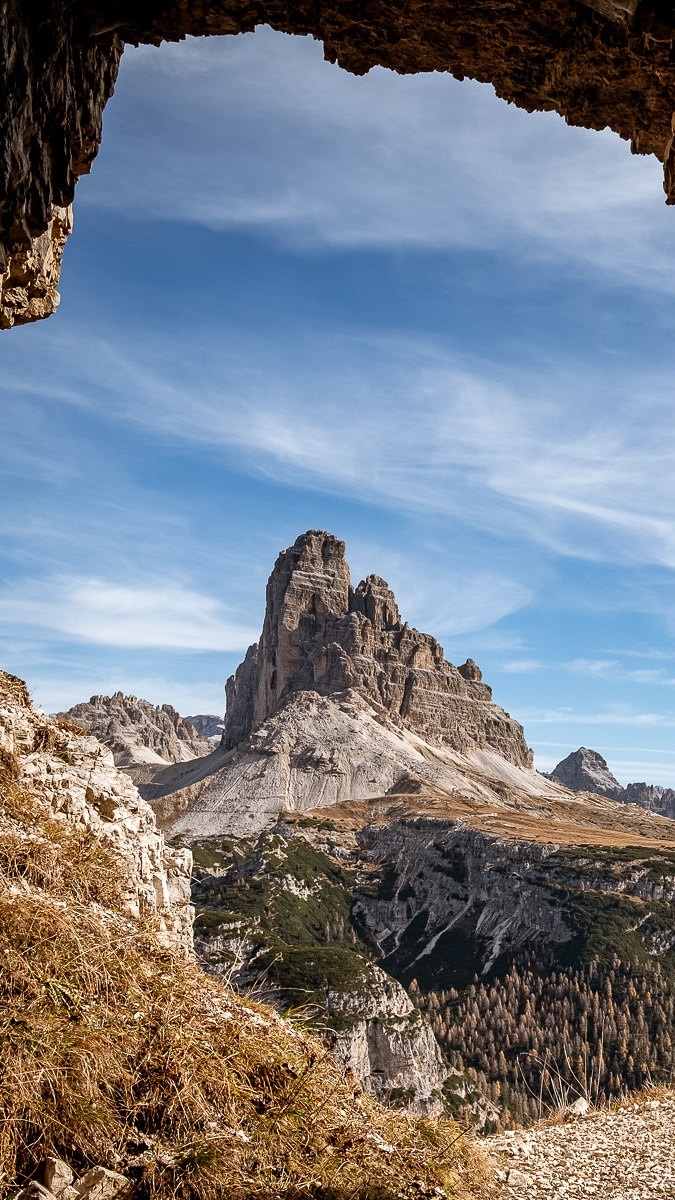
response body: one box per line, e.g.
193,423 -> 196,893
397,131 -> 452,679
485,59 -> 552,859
7,1 -> 675,328
548,747 -> 623,799
62,693 -> 211,767
0,206 -> 73,329
163,531 -> 562,838
327,964 -> 452,1113
225,530 -> 532,768
620,781 -> 675,820
170,689 -> 558,840
0,672 -> 193,952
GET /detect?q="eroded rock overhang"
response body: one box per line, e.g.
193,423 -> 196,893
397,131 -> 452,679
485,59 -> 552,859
4,0 -> 675,329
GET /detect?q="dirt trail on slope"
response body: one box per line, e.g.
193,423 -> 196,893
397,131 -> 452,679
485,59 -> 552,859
485,1097 -> 675,1198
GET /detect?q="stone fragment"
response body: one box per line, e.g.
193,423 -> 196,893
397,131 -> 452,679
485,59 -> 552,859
16,1184 -> 57,1200
73,1169 -> 132,1200
42,1159 -> 73,1198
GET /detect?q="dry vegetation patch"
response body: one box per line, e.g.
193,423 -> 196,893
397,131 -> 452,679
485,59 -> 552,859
0,752 -> 494,1200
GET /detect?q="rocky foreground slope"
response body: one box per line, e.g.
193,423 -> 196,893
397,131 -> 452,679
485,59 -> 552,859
487,1095 -> 675,1199
0,668 -> 492,1200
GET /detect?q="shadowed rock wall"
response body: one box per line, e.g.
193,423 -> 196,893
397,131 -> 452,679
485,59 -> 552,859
4,0 -> 675,328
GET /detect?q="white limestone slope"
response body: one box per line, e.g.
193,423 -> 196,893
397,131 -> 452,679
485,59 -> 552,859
168,689 -> 568,840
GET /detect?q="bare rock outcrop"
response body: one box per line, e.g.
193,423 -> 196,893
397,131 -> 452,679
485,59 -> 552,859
550,746 -> 675,820
327,964 -> 455,1114
0,671 -> 193,952
7,1 -> 675,328
620,780 -> 675,819
225,530 -> 531,768
158,530 -> 551,837
548,747 -> 624,799
186,713 -> 224,747
62,692 -> 211,766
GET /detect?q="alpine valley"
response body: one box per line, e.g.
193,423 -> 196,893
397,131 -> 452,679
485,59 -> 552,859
62,532 -> 675,1130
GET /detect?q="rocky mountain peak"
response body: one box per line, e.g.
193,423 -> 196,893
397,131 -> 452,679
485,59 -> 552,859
351,574 -> 401,628
61,693 -> 211,768
223,530 -> 532,768
549,747 -> 623,799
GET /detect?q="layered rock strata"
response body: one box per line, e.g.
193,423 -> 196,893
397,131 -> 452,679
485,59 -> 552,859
7,0 -> 675,328
161,530 -> 558,837
0,671 -> 193,952
224,530 -> 531,767
62,692 -> 211,766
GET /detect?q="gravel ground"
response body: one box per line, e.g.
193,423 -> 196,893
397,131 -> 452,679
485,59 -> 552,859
484,1097 -> 675,1199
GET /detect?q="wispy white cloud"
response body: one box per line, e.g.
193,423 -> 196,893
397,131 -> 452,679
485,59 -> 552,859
501,659 -> 544,674
523,707 -> 675,728
564,658 -> 675,686
0,576 -> 258,652
85,29 -> 674,292
14,322 -> 675,580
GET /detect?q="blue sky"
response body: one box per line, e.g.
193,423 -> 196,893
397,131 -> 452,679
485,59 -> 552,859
4,28 -> 675,784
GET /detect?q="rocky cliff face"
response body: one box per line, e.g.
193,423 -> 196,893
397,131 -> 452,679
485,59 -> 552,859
187,788 -> 675,1122
548,747 -> 624,799
224,531 -> 531,768
621,781 -> 675,819
189,824 -> 496,1117
0,671 -> 193,952
327,964 -> 461,1115
160,531 -> 561,838
62,692 -> 211,766
7,0 -> 675,329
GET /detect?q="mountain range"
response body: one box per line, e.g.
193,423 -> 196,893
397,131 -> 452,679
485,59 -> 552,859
57,530 -> 675,1129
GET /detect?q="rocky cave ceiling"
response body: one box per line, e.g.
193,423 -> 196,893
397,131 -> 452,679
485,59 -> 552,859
3,0 -> 675,329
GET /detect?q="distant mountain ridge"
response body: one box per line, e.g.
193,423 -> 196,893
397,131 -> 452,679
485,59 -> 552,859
186,714 -> 224,747
61,692 -> 211,767
549,746 -> 675,819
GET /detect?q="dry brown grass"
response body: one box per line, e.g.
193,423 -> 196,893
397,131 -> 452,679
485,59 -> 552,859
0,759 -> 495,1200
289,790 -> 675,851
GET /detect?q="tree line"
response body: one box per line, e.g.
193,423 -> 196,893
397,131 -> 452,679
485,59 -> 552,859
412,953 -> 675,1128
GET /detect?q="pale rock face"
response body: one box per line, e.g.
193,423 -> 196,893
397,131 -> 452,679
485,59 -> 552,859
0,206 -> 72,329
327,964 -> 452,1114
0,672 -> 193,953
186,714 -> 224,748
169,688 -> 563,840
61,692 -> 211,767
